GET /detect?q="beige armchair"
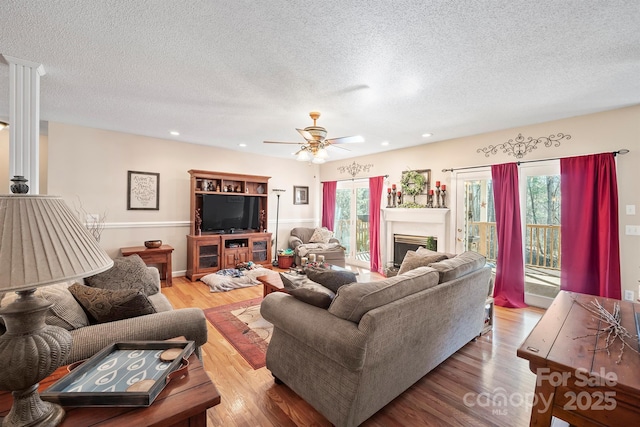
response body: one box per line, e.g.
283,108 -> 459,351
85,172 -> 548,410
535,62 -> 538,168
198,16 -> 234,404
288,227 -> 346,267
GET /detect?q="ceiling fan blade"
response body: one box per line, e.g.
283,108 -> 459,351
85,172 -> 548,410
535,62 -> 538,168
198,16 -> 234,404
326,135 -> 365,144
330,144 -> 351,151
263,140 -> 303,145
296,128 -> 315,141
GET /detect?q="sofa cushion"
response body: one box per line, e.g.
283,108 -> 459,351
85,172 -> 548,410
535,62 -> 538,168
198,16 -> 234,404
279,273 -> 335,308
397,250 -> 448,275
308,227 -> 334,244
84,254 -> 159,296
0,282 -> 90,331
69,283 -> 156,324
304,267 -> 357,293
428,251 -> 487,283
328,266 -> 440,323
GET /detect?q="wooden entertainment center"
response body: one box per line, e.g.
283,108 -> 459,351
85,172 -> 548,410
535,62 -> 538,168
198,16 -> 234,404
186,170 -> 272,281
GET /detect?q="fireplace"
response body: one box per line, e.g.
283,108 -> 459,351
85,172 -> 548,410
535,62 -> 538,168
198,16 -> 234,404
382,208 -> 450,267
393,234 -> 437,267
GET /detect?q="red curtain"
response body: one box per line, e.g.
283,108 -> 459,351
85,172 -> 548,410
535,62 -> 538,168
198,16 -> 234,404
560,153 -> 621,299
322,181 -> 337,230
491,163 -> 527,308
369,176 -> 384,273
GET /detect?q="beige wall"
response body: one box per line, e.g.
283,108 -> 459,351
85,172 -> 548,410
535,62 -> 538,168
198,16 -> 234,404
320,105 -> 640,299
46,122 -> 320,274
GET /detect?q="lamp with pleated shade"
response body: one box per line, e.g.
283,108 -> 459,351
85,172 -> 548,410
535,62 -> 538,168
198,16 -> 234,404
0,177 -> 113,426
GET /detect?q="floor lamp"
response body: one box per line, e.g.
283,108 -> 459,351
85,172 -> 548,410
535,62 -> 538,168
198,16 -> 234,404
271,188 -> 286,266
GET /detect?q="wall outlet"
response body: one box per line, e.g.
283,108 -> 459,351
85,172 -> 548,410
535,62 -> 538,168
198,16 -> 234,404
625,225 -> 640,235
624,290 -> 634,301
626,204 -> 636,215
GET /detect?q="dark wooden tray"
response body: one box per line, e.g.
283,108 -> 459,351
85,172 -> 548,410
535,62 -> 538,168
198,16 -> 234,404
41,340 -> 194,407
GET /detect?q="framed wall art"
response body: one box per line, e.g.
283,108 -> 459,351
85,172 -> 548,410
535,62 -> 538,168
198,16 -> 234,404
293,186 -> 309,205
127,171 -> 160,210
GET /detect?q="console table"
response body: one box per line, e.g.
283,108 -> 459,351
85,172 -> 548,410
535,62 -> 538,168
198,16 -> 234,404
121,244 -> 174,287
0,354 -> 220,426
518,290 -> 640,426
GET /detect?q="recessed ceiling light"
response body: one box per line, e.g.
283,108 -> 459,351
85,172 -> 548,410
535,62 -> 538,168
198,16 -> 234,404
422,133 -> 433,138
239,143 -> 247,147
169,130 -> 180,136
381,141 -> 389,146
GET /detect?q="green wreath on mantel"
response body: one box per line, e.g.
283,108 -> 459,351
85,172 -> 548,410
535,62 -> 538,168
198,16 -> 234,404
401,170 -> 427,203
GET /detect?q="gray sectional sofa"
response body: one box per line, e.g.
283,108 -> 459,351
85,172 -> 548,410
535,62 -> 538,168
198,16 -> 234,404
260,251 -> 491,427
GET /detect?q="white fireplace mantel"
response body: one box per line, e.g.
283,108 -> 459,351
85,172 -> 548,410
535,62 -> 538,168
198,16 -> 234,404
381,208 -> 450,263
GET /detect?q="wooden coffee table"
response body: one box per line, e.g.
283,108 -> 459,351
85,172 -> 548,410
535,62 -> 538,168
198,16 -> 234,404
0,354 -> 220,426
258,271 -> 287,297
517,290 -> 640,426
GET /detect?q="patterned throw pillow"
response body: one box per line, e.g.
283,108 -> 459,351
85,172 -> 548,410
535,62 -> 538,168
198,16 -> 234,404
397,250 -> 448,275
84,254 -> 159,296
69,283 -> 156,324
308,227 -> 334,244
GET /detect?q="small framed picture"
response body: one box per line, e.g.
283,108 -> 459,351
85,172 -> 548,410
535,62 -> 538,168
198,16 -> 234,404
293,186 -> 309,205
127,171 -> 160,210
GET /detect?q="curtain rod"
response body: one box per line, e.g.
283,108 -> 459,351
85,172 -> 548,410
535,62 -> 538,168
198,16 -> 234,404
321,174 -> 388,183
441,149 -> 630,173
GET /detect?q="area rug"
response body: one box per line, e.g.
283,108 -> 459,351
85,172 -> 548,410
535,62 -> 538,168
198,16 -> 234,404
204,297 -> 272,369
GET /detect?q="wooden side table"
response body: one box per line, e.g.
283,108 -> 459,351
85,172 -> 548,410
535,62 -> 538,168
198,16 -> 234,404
121,244 -> 174,287
0,354 -> 220,426
518,291 -> 640,426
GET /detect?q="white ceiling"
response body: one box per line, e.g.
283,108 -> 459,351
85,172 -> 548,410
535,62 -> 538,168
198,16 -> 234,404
1,1 -> 639,162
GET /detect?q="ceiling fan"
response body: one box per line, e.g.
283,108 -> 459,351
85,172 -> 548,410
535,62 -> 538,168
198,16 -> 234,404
264,112 -> 364,163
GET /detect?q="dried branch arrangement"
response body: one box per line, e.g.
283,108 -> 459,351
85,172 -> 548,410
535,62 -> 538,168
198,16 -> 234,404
574,299 -> 639,364
73,198 -> 107,243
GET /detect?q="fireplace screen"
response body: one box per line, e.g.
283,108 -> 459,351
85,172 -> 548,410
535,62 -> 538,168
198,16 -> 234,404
394,234 -> 437,267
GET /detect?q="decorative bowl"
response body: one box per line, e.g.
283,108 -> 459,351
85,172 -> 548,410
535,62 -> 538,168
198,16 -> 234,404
144,240 -> 162,248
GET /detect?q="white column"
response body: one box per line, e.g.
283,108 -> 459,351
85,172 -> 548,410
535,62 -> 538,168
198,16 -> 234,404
1,55 -> 46,194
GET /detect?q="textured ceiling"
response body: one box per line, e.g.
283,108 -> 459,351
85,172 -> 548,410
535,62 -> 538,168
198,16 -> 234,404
1,1 -> 639,162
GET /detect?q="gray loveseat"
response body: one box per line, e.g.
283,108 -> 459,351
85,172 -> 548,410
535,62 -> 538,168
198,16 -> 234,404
0,266 -> 208,364
261,251 -> 491,427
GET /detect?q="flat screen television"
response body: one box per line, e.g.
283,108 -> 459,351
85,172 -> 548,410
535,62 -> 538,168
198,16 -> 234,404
201,194 -> 260,232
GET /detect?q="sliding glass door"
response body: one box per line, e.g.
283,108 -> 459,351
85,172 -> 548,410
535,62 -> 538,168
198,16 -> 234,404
520,162 -> 561,306
335,180 -> 370,268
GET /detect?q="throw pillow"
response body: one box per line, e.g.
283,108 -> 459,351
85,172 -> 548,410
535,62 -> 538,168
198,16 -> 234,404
397,250 -> 448,275
416,246 -> 456,259
279,272 -> 311,291
289,284 -> 336,309
0,282 -> 89,331
84,254 -> 159,296
69,283 -> 156,324
279,273 -> 335,308
329,266 -> 440,323
428,251 -> 487,283
304,267 -> 357,293
308,227 -> 334,244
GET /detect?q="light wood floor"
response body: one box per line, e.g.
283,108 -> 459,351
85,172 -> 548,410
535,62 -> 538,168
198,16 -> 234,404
162,267 -> 547,427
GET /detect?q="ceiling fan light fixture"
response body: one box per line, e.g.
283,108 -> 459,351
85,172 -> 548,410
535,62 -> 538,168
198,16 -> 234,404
316,147 -> 329,159
311,156 -> 326,164
296,150 -> 312,162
